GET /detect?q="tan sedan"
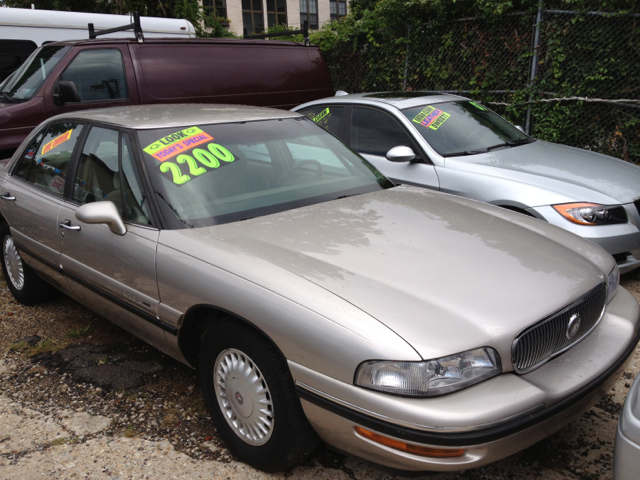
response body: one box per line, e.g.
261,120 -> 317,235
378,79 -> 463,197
0,104 -> 638,473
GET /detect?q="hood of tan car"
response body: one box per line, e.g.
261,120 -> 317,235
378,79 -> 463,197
198,186 -> 606,362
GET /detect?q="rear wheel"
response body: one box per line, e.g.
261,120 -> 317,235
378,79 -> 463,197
0,222 -> 52,304
199,319 -> 319,472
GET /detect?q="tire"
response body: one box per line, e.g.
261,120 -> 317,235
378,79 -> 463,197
0,222 -> 52,305
199,319 -> 320,472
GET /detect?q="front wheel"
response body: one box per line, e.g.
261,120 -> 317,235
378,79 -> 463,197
0,222 -> 52,304
199,319 -> 319,472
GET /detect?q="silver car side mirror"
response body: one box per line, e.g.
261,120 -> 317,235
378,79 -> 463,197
386,146 -> 417,163
76,201 -> 127,236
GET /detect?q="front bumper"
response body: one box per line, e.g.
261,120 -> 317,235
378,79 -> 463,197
528,204 -> 640,273
292,288 -> 640,472
613,373 -> 640,480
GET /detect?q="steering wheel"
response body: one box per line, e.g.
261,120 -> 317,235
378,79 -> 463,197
277,160 -> 323,184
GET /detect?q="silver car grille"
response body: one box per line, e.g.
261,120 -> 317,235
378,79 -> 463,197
512,283 -> 607,374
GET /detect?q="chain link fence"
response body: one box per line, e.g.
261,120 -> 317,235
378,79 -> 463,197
321,10 -> 640,163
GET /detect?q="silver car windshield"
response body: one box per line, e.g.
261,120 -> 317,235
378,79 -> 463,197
401,101 -> 533,157
137,117 -> 393,228
1,45 -> 71,102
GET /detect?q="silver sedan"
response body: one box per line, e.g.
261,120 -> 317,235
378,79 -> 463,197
293,92 -> 640,273
0,105 -> 638,473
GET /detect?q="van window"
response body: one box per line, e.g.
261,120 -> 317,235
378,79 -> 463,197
0,40 -> 37,83
60,49 -> 128,103
1,45 -> 70,101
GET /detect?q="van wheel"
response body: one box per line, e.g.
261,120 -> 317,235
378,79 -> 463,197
199,319 -> 319,472
0,222 -> 51,304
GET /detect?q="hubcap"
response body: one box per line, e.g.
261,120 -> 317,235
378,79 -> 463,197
214,348 -> 274,445
3,235 -> 24,290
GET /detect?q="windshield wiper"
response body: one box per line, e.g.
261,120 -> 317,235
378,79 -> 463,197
486,138 -> 533,151
441,150 -> 487,158
1,91 -> 13,103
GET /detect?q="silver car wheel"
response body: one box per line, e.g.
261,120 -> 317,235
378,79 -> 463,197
214,348 -> 274,446
3,235 -> 24,290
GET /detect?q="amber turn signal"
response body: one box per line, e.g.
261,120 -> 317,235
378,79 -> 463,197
354,426 -> 466,458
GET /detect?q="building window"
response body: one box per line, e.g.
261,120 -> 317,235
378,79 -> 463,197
300,0 -> 318,30
204,0 -> 227,19
243,0 -> 265,35
267,0 -> 287,28
330,1 -> 347,21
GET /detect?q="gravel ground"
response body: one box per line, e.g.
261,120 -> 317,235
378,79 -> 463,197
1,271 -> 639,480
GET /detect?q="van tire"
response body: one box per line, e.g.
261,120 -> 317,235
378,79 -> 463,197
199,319 -> 320,472
0,222 -> 52,304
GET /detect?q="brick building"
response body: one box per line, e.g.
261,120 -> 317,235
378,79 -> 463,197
202,0 -> 348,37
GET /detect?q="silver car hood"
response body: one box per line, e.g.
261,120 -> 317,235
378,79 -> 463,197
448,140 -> 640,204
198,186 -> 606,362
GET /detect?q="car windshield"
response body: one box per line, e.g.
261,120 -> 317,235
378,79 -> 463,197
137,117 -> 393,228
1,45 -> 71,102
401,101 -> 533,157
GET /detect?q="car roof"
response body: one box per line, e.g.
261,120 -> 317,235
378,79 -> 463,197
49,104 -> 304,130
44,37 -> 308,48
304,91 -> 469,110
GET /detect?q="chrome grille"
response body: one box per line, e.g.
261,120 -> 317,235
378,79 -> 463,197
512,284 -> 607,374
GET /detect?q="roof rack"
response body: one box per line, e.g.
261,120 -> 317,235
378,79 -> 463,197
88,11 -> 144,43
243,20 -> 310,46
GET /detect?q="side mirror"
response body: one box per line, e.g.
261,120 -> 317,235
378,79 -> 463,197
386,146 -> 417,163
76,201 -> 126,236
53,80 -> 81,106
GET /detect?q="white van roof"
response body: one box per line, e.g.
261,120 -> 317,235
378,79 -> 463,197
0,7 -> 196,45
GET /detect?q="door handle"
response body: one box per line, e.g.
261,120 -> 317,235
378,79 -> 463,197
59,220 -> 81,231
0,193 -> 16,201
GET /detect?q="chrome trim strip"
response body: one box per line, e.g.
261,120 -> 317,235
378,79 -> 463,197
295,381 -> 545,433
512,283 -> 607,374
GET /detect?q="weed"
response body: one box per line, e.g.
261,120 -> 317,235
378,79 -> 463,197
123,425 -> 138,438
26,339 -> 59,356
65,325 -> 91,339
8,341 -> 27,351
50,437 -> 67,446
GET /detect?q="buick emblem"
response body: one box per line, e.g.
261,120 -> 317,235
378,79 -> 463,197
235,392 -> 244,405
566,313 -> 582,340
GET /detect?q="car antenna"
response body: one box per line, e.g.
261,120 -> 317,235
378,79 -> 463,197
88,11 -> 145,43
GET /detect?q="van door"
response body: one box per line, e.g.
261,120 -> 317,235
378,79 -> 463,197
43,45 -> 139,116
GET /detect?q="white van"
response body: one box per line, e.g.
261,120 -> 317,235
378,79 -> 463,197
0,7 -> 196,81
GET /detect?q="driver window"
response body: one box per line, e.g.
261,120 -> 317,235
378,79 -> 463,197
74,127 -> 120,207
74,127 -> 151,225
350,107 -> 412,156
59,49 -> 128,103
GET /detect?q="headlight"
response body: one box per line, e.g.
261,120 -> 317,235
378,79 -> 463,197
355,347 -> 501,397
552,202 -> 627,226
607,264 -> 620,304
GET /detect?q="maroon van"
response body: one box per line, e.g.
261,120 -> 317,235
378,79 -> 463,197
0,38 -> 334,159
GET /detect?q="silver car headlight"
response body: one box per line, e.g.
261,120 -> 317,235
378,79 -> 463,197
552,202 -> 628,226
607,264 -> 620,304
355,347 -> 501,397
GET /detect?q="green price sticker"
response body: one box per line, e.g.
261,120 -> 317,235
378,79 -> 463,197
159,142 -> 235,186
